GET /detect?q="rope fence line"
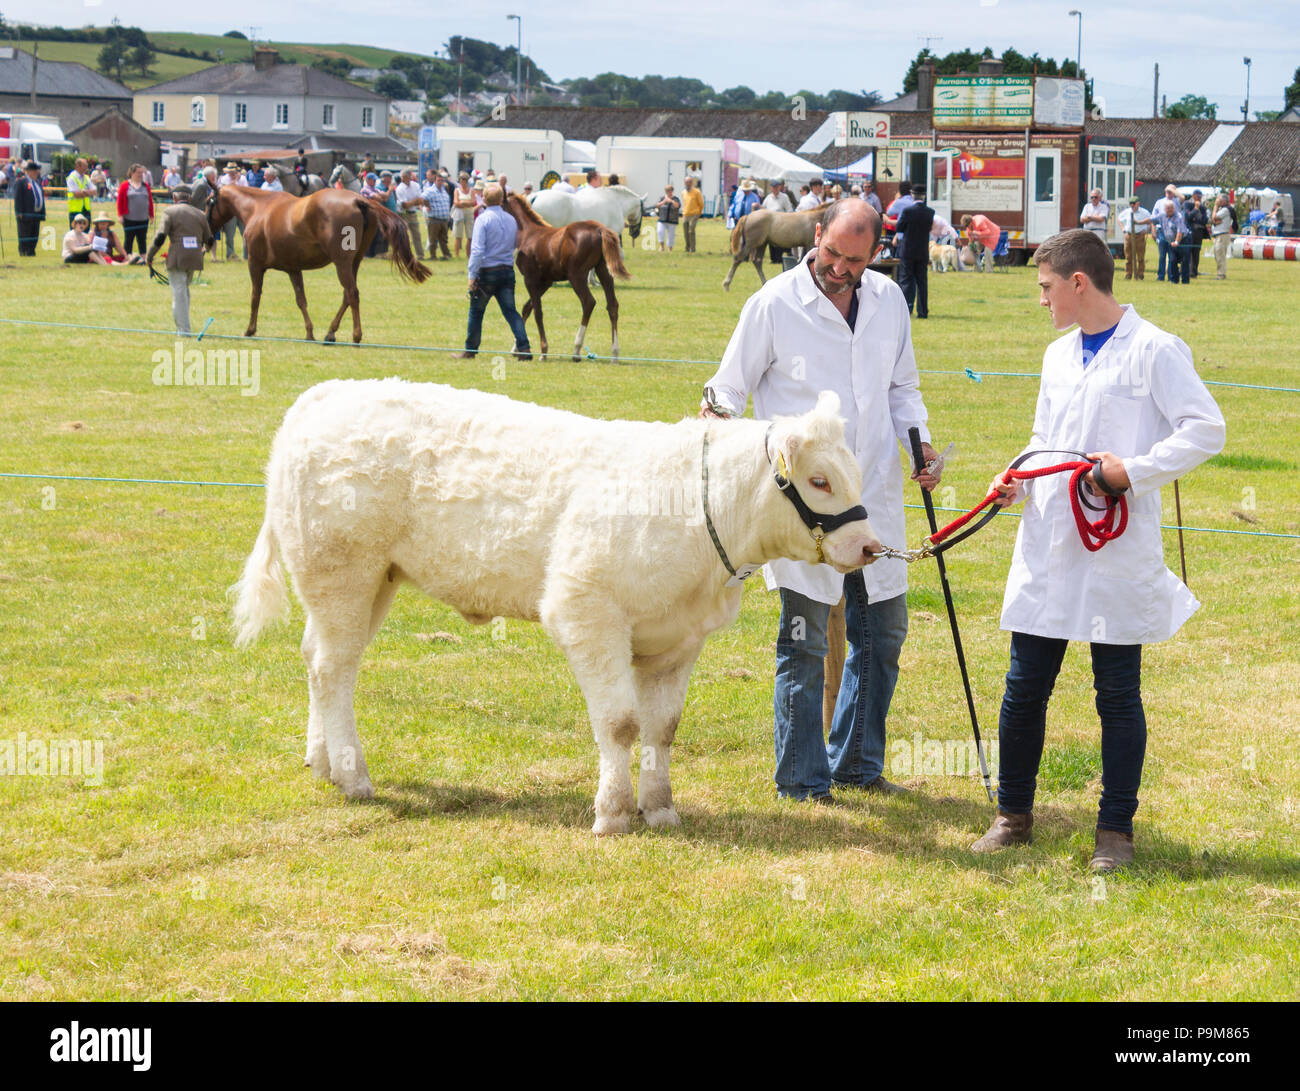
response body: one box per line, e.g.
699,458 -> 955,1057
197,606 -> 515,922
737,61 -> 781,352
1,471 -> 1296,543
1,316 -> 1298,393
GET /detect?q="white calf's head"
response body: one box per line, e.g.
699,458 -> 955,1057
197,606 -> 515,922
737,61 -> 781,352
770,391 -> 882,572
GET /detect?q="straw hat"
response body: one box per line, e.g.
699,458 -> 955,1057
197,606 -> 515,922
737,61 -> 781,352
92,212 -> 116,225
740,179 -> 757,192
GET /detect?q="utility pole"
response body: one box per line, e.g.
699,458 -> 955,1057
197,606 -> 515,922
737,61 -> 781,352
1242,57 -> 1252,121
1068,10 -> 1082,78
29,39 -> 37,109
1153,62 -> 1159,118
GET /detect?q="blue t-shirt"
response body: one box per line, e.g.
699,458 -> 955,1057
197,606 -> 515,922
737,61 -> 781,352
1081,321 -> 1119,366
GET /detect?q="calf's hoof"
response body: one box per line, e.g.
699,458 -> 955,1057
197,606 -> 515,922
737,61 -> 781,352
592,812 -> 632,837
323,333 -> 335,344
306,746 -> 330,779
334,775 -> 375,801
639,805 -> 680,829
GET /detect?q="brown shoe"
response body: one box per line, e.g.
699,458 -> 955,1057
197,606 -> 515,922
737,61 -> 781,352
971,809 -> 1033,852
452,351 -> 476,359
1090,827 -> 1135,872
863,775 -> 908,796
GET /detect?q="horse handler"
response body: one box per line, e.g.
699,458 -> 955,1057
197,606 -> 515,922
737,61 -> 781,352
146,184 -> 213,335
973,229 -> 1225,871
454,183 -> 531,360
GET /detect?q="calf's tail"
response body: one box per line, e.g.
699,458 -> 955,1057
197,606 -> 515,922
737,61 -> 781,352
231,516 -> 289,647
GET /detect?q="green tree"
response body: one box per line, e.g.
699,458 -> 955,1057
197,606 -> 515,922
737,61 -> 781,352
311,57 -> 352,79
1285,65 -> 1300,112
126,43 -> 155,78
375,73 -> 412,99
1165,94 -> 1217,119
97,40 -> 128,81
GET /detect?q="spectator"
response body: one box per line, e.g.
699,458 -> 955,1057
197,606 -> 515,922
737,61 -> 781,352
1210,193 -> 1234,280
451,171 -> 475,259
14,159 -> 46,256
62,213 -> 96,263
422,169 -> 452,260
260,166 -> 284,192
1117,195 -> 1152,280
162,165 -> 183,191
896,185 -> 935,318
1183,190 -> 1208,277
762,178 -> 793,264
1263,199 -> 1283,236
147,185 -> 213,335
453,182 -> 531,361
2,158 -> 17,198
89,213 -> 140,264
681,176 -> 704,254
553,174 -> 577,195
655,184 -> 681,251
1151,194 -> 1187,284
521,182 -> 534,197
65,157 -> 94,226
582,168 -> 602,189
89,163 -> 107,198
116,163 -> 153,258
246,161 -> 266,189
861,181 -> 884,214
796,177 -> 825,211
218,162 -> 246,260
471,178 -> 486,218
960,213 -> 1001,273
1080,186 -> 1109,238
498,173 -> 512,195
361,152 -> 376,178
929,212 -> 959,247
394,168 -> 427,260
884,181 -> 915,225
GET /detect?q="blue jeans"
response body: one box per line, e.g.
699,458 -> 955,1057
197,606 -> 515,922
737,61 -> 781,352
774,577 -> 908,800
465,264 -> 530,354
996,632 -> 1147,833
1156,235 -> 1173,281
1176,242 -> 1192,284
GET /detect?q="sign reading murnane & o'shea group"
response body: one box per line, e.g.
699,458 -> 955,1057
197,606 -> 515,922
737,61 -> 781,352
933,76 -> 1034,129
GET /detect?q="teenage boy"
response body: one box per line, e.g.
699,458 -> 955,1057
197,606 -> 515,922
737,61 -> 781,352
972,229 -> 1225,871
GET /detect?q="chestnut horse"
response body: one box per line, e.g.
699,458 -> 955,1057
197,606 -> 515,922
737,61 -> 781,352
208,185 -> 430,343
503,194 -> 629,361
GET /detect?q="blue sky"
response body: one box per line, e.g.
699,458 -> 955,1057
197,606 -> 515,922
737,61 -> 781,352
17,1 -> 1295,118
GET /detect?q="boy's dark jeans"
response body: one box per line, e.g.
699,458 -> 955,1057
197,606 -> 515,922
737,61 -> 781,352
996,631 -> 1147,834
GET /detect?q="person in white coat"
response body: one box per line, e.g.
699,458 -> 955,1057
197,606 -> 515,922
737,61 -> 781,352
701,199 -> 941,802
973,229 -> 1225,870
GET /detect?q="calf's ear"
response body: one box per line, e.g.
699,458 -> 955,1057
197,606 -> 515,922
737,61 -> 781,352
814,390 -> 841,418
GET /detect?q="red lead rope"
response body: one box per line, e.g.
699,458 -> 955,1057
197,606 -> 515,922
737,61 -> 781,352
929,459 -> 1129,554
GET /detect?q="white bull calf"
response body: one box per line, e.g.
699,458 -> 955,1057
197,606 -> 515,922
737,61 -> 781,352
232,380 -> 881,834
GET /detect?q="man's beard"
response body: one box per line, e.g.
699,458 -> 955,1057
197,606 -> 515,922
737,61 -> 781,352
813,259 -> 858,296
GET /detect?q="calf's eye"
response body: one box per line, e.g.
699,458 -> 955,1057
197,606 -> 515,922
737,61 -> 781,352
810,476 -> 831,492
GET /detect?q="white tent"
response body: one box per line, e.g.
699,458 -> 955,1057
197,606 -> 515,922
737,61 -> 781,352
563,139 -> 596,169
734,140 -> 825,185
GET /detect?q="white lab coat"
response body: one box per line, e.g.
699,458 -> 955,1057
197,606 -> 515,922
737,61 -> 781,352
1000,305 -> 1225,644
704,255 -> 931,605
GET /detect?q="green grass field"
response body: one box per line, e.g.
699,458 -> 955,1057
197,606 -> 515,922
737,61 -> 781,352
1,203 -> 1297,1000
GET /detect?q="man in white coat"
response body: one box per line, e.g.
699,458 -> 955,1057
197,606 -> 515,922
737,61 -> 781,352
702,199 -> 941,802
974,229 -> 1225,870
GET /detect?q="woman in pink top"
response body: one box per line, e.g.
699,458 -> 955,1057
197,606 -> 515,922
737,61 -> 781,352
960,213 -> 1001,272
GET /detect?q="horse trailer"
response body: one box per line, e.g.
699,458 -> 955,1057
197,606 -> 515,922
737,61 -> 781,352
595,136 -> 727,212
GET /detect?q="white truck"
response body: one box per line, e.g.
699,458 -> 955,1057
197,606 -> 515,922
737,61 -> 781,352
0,113 -> 75,170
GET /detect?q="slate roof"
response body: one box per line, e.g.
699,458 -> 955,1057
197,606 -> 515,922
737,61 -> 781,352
1084,118 -> 1300,186
141,63 -> 384,102
0,49 -> 131,99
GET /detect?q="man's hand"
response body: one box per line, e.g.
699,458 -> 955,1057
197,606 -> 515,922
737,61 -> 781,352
1085,451 -> 1131,493
910,441 -> 942,491
468,279 -> 479,294
699,405 -> 729,420
989,470 -> 1023,508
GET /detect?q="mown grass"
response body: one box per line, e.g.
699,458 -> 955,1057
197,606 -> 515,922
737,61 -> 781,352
0,203 -> 1297,1000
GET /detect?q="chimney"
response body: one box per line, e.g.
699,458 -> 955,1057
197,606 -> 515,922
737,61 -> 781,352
978,58 -> 1004,77
917,63 -> 935,112
253,47 -> 279,72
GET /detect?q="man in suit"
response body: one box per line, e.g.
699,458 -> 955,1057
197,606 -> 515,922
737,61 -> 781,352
895,186 -> 936,318
13,160 -> 46,257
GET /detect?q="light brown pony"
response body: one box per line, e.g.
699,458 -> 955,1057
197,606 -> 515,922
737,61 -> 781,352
503,194 -> 630,361
208,186 -> 431,343
722,204 -> 832,291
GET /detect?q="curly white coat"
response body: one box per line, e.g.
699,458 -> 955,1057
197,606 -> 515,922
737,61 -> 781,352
232,379 -> 881,834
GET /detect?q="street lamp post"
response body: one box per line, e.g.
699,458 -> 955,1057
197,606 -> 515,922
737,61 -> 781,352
1242,57 -> 1252,121
1067,10 -> 1082,79
507,15 -> 522,106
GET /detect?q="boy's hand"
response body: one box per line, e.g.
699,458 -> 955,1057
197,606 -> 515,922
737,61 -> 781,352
1086,451 -> 1131,492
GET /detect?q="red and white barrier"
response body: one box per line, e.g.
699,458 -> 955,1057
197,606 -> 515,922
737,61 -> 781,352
1232,236 -> 1300,260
